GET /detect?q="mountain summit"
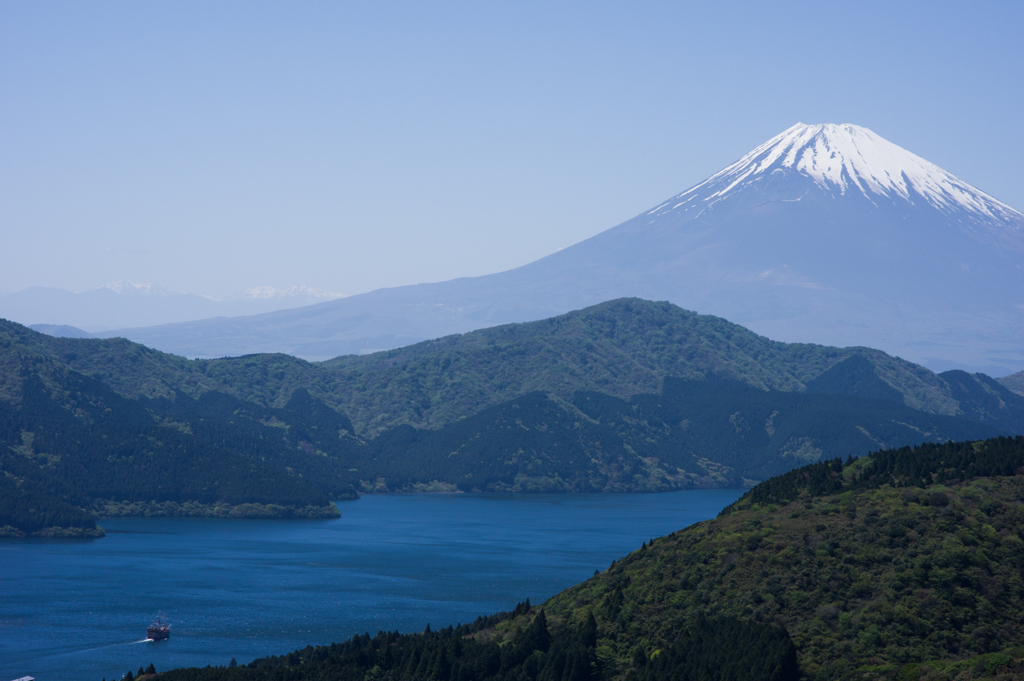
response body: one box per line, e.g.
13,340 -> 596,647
101,124 -> 1024,373
663,123 -> 1021,232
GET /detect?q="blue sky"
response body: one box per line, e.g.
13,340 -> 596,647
2,1 -> 1021,297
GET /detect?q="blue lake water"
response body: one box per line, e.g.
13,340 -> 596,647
0,489 -> 743,681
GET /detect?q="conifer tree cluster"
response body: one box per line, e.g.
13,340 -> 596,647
153,606 -> 795,681
725,435 -> 1024,513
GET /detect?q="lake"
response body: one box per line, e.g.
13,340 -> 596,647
0,489 -> 744,681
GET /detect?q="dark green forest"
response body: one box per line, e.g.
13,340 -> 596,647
152,607 -> 798,681
573,376 -> 1004,483
724,435 -> 1024,512
0,351 -> 354,536
1,351 -> 1007,535
540,436 -> 1024,680
3,299 -> 1024,536
345,378 -> 1005,494
7,299 -> 1024,437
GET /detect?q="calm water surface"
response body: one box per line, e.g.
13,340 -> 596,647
0,490 -> 743,681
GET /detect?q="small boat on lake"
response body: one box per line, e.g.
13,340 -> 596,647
147,616 -> 170,641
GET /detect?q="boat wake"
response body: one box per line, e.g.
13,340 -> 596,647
13,637 -> 157,667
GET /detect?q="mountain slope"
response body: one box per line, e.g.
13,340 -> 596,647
4,302 -> 1017,534
5,298 -> 1024,440
98,124 -> 1024,373
538,436 -> 1024,680
0,342 -> 353,535
573,377 -> 1005,482
28,323 -> 93,338
998,370 -> 1024,397
343,378 -> 1005,494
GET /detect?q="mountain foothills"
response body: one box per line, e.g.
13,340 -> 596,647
2,299 -> 1023,537
93,124 -> 1024,375
154,436 -> 1024,681
11,299 -> 1024,437
0,368 -> 355,538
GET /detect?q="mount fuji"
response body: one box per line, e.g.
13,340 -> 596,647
101,123 -> 1024,373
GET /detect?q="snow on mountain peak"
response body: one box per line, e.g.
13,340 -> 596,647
655,123 -> 1021,223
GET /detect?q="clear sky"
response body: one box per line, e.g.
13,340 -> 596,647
2,1 -> 1021,298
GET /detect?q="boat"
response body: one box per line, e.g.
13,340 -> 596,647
147,616 -> 170,641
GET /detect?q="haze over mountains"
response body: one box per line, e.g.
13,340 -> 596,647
24,123 -> 1024,375
0,282 -> 346,332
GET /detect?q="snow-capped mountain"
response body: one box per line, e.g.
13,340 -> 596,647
84,124 -> 1024,373
649,123 -> 1023,252
673,124 -> 1018,220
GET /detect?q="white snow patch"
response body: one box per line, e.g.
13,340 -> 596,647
662,123 -> 1023,223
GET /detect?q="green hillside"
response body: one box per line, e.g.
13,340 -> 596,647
156,610 -> 799,681
347,378 -> 1003,494
538,436 -> 1024,680
153,436 -> 1024,681
3,299 -> 1023,535
573,377 -> 1005,482
9,299 -> 1023,437
10,353 -> 993,535
0,344 -> 354,536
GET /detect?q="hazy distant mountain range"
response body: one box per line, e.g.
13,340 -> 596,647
0,282 -> 346,332
18,124 -> 1024,375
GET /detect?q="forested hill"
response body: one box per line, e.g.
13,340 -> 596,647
8,299 -> 1024,437
541,435 -> 1024,680
153,436 -> 1024,681
0,340 -> 356,537
1,330 -> 1007,535
722,435 -> 1024,514
4,300 -> 1024,536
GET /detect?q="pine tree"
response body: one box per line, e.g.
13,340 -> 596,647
528,610 -> 552,653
